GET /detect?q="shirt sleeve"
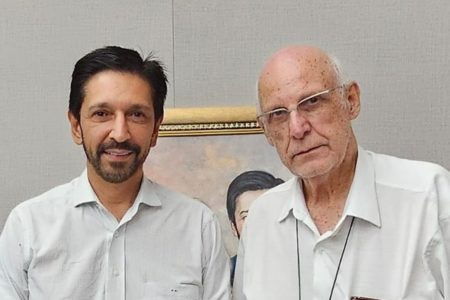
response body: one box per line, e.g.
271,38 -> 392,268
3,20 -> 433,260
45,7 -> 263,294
425,168 -> 450,298
425,216 -> 450,298
440,216 -> 450,297
231,224 -> 246,300
201,214 -> 231,300
0,209 -> 30,300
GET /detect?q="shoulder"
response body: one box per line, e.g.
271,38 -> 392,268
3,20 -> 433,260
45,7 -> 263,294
3,177 -> 80,240
366,150 -> 450,220
368,150 -> 450,193
11,178 -> 78,219
252,177 -> 296,208
245,177 -> 297,223
144,179 -> 216,222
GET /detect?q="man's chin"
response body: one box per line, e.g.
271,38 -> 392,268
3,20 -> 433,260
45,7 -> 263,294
94,163 -> 138,183
108,161 -> 129,169
98,171 -> 133,184
289,161 -> 334,179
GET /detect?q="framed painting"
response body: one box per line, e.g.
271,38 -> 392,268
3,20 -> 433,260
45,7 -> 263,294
143,106 -> 291,255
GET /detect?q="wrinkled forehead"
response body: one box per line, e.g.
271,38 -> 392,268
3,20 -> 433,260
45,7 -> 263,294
258,47 -> 339,103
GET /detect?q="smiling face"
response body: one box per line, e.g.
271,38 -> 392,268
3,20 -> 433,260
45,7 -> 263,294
68,70 -> 161,184
258,46 -> 360,179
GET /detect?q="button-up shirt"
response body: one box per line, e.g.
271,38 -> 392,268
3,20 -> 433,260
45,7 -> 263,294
233,148 -> 450,299
0,170 -> 230,299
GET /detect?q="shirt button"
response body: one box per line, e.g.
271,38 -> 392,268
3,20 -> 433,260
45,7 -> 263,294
113,231 -> 119,238
113,269 -> 120,277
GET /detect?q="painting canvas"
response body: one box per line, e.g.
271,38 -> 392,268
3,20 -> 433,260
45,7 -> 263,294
143,106 -> 292,254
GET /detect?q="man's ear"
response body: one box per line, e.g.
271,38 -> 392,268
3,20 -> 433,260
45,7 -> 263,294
231,221 -> 239,238
258,120 -> 275,147
150,116 -> 163,147
68,111 -> 83,145
345,81 -> 361,120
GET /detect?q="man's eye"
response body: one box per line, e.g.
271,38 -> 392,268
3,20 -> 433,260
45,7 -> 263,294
132,112 -> 144,117
303,96 -> 320,105
309,96 -> 320,104
92,111 -> 110,119
269,109 -> 288,120
298,96 -> 322,111
129,111 -> 148,122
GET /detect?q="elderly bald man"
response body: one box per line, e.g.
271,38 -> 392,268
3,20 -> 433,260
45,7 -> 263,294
232,46 -> 450,300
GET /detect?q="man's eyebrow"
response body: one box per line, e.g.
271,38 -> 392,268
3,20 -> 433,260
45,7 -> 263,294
239,210 -> 249,216
86,103 -> 152,112
87,102 -> 110,112
127,104 -> 152,111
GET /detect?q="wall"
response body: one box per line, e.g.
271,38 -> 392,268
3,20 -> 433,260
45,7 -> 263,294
1,1 -> 449,232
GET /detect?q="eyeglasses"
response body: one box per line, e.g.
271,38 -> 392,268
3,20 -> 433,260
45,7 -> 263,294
257,85 -> 345,128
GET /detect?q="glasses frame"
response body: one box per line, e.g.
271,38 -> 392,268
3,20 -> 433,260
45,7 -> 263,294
257,85 -> 345,126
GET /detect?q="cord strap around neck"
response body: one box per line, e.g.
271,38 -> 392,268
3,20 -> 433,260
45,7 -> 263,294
296,216 -> 356,300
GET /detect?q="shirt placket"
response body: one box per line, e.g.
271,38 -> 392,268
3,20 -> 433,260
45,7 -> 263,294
313,239 -> 332,300
105,225 -> 126,300
312,220 -> 353,300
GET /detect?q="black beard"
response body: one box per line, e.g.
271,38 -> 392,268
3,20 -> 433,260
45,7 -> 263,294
82,139 -> 143,184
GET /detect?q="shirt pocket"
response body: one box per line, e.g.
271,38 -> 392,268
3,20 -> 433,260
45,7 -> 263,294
144,282 -> 200,300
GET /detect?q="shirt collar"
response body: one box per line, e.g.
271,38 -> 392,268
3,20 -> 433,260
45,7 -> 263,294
71,169 -> 98,207
135,177 -> 162,207
344,146 -> 381,227
277,146 -> 381,228
71,169 -> 162,208
277,177 -> 308,222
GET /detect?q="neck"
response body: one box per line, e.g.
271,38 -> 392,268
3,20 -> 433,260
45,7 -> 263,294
301,140 -> 358,234
86,165 -> 143,221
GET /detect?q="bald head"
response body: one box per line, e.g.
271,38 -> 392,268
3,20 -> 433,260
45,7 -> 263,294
258,46 -> 344,111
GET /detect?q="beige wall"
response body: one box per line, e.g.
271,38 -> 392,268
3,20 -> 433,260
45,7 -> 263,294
1,0 -> 449,232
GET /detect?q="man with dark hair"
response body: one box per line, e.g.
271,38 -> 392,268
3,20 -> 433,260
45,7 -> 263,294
233,46 -> 450,299
227,170 -> 284,239
0,46 -> 230,299
226,170 -> 284,286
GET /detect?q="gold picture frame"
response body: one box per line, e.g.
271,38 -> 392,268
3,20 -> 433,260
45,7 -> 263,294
147,106 -> 289,255
159,106 -> 263,136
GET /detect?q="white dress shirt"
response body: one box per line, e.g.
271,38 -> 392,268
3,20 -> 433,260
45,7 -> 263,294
233,148 -> 450,300
0,170 -> 230,300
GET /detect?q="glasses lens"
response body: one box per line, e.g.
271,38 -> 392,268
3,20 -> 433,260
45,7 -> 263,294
267,109 -> 288,125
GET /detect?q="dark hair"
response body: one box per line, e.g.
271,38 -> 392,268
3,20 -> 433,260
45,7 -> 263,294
226,170 -> 284,226
69,46 -> 167,121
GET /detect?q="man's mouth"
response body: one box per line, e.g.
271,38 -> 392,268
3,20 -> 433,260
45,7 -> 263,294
104,149 -> 134,156
293,145 -> 323,158
97,141 -> 140,161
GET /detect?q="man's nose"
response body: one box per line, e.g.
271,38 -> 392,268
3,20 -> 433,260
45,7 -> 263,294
288,110 -> 311,139
109,114 -> 131,143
